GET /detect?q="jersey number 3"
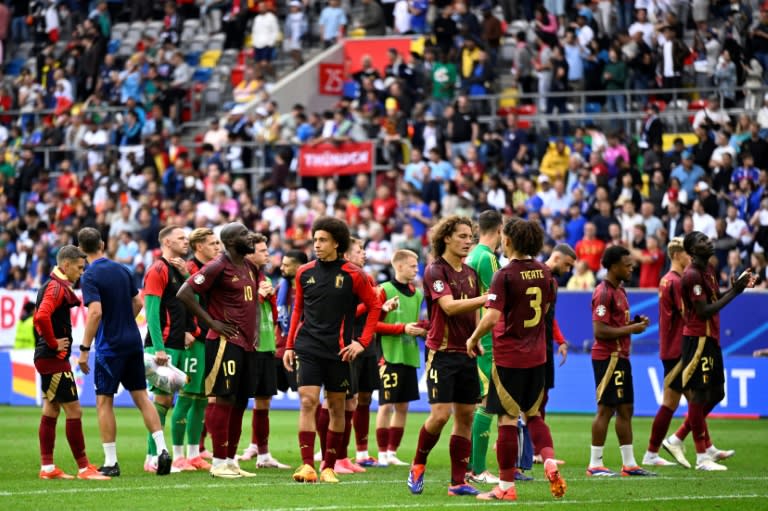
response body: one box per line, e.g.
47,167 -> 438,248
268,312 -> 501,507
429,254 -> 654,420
523,287 -> 542,328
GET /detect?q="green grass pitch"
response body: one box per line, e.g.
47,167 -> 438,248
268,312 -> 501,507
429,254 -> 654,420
0,407 -> 766,510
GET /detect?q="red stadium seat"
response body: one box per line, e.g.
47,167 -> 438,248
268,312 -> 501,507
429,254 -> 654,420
515,104 -> 536,129
688,99 -> 707,111
231,65 -> 244,88
649,99 -> 666,112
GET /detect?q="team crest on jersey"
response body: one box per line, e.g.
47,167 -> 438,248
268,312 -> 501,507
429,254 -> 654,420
433,280 -> 445,292
693,285 -> 703,296
193,274 -> 205,285
595,305 -> 607,317
335,274 -> 344,288
488,293 -> 497,301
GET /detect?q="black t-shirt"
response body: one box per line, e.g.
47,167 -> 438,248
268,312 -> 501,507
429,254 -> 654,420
450,109 -> 476,143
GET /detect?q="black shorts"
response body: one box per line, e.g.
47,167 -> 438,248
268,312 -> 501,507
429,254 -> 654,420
275,357 -> 297,393
681,336 -> 724,399
378,362 -> 419,404
205,338 -> 257,400
352,355 -> 380,394
486,364 -> 545,418
295,352 -> 352,394
95,351 -> 147,396
425,349 -> 480,405
253,351 -> 278,398
41,370 -> 78,403
593,356 -> 634,406
662,357 -> 684,393
545,347 -> 555,390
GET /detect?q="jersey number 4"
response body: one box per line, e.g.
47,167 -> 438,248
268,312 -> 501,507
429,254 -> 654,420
523,287 -> 543,328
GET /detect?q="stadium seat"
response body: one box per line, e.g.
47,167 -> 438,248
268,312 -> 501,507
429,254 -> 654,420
230,65 -> 244,87
192,68 -> 213,83
514,104 -> 536,129
688,99 -> 707,111
583,102 -> 601,126
107,39 -> 120,55
200,50 -> 222,69
4,58 -> 26,77
648,99 -> 666,112
185,51 -> 202,67
130,21 -> 146,33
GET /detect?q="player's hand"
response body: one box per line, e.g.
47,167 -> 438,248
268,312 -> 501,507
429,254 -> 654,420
155,349 -> 169,366
466,337 -> 483,358
78,351 -> 90,375
631,320 -> 648,334
382,296 -> 399,313
258,279 -> 274,298
168,257 -> 187,274
56,337 -> 70,351
404,323 -> 427,337
558,342 -> 568,366
283,349 -> 295,371
340,340 -> 364,362
184,332 -> 195,349
732,268 -> 753,292
211,320 -> 238,339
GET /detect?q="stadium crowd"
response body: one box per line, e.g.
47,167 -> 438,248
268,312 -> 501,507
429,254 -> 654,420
2,0 -> 768,298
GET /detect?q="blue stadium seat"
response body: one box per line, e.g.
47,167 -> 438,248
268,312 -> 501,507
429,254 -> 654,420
185,51 -> 202,67
107,39 -> 120,55
583,102 -> 601,126
4,58 -> 25,77
192,68 -> 213,83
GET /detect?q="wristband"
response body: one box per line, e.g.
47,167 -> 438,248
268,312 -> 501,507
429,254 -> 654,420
79,345 -> 91,352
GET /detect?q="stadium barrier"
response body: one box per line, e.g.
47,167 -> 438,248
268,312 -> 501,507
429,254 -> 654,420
2,349 -> 766,418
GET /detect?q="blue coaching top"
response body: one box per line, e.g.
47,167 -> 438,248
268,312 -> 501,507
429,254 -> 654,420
81,257 -> 143,357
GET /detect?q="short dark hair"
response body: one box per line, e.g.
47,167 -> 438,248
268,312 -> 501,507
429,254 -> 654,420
312,216 -> 351,255
601,245 -> 630,270
284,249 -> 308,265
250,232 -> 268,245
158,225 -> 182,243
503,218 -> 544,256
56,245 -> 86,265
477,210 -> 503,235
430,215 -> 473,257
77,227 -> 103,254
683,231 -> 705,256
553,243 -> 576,259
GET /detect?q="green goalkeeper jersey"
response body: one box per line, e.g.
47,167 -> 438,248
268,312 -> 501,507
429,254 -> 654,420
465,243 -> 499,351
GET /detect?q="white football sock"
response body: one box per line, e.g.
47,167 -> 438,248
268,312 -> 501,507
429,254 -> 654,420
620,445 -> 637,467
212,457 -> 225,468
589,445 -> 604,468
499,480 -> 515,491
667,434 -> 682,445
152,430 -> 167,453
696,452 -> 710,464
173,446 -> 184,459
187,445 -> 200,459
706,446 -> 719,456
257,453 -> 271,463
41,464 -> 55,473
103,442 -> 117,466
248,443 -> 259,451
356,450 -> 369,460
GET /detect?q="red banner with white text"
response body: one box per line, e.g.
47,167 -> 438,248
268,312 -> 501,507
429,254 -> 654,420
298,142 -> 374,177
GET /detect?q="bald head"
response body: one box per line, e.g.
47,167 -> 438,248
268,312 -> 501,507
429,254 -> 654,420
220,222 -> 246,246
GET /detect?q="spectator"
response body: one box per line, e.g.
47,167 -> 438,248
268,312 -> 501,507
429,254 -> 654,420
602,48 -> 628,132
640,200 -> 663,237
566,259 -> 596,290
252,2 -> 280,79
618,197 -> 643,244
691,199 -> 717,238
670,151 -> 705,197
540,138 -> 570,181
284,1 -> 307,68
629,234 -> 665,288
319,0 -> 347,48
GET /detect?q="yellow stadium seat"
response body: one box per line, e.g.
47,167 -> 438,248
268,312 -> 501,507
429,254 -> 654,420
662,133 -> 698,152
498,87 -> 518,108
199,50 -> 222,69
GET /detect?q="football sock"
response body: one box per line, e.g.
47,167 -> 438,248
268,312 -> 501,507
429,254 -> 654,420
187,396 -> 207,448
387,426 -> 404,453
497,425 -> 519,484
65,418 -> 88,469
470,406 -> 493,474
324,430 -> 344,468
227,406 -> 246,459
353,404 -> 370,452
674,398 -> 716,442
648,405 -> 674,453
148,402 -> 169,456
187,444 -> 200,459
375,427 -> 388,454
589,445 -> 604,468
103,442 -> 117,466
316,407 -> 330,457
528,415 -> 554,461
667,432 -> 683,445
152,430 -> 168,453
253,409 -> 270,454
208,403 -> 231,460
39,415 -> 57,466
499,479 -> 515,491
171,395 -> 194,448
688,402 -> 708,454
449,435 -> 472,485
41,464 -> 55,473
298,431 -> 315,466
173,446 -> 184,459
620,445 -> 637,467
413,426 -> 440,466
340,410 -> 353,460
